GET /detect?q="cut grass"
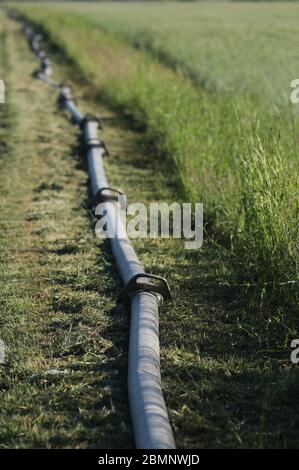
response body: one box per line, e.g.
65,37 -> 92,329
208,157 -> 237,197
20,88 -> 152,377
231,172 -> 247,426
11,2 -> 299,312
0,15 -> 133,448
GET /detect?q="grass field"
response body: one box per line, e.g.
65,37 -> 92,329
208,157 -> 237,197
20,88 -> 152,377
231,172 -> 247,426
0,1 -> 298,448
12,2 -> 299,309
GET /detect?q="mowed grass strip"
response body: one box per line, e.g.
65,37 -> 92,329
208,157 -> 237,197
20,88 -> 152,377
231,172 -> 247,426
0,15 -> 132,448
12,2 -> 299,313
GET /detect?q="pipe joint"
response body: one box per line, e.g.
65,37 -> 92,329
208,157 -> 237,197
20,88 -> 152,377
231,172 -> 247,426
80,114 -> 103,130
85,139 -> 109,156
118,273 -> 171,304
87,186 -> 124,209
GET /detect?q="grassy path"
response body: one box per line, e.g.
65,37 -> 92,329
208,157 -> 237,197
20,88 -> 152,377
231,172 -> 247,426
0,14 -> 133,448
0,11 -> 298,449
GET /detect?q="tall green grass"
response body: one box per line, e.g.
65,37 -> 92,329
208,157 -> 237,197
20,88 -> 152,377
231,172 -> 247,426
11,2 -> 299,310
240,135 -> 298,297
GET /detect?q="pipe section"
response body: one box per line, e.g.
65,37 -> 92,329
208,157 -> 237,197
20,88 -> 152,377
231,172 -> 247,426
22,19 -> 175,449
84,118 -> 175,449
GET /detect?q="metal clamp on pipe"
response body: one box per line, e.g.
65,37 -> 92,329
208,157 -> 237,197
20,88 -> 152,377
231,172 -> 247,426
58,84 -> 73,97
57,92 -> 77,107
87,186 -> 124,209
118,273 -> 171,304
60,83 -> 73,92
57,88 -> 84,124
85,139 -> 110,156
41,58 -> 51,68
80,114 -> 103,130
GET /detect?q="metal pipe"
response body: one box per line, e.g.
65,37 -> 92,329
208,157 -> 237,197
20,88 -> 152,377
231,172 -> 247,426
129,292 -> 176,449
70,113 -> 176,449
21,20 -> 175,449
59,86 -> 84,124
85,121 -> 175,448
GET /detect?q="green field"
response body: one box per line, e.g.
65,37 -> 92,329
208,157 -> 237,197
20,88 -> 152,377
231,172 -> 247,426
63,1 -> 299,105
0,1 -> 298,448
13,2 -> 299,306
